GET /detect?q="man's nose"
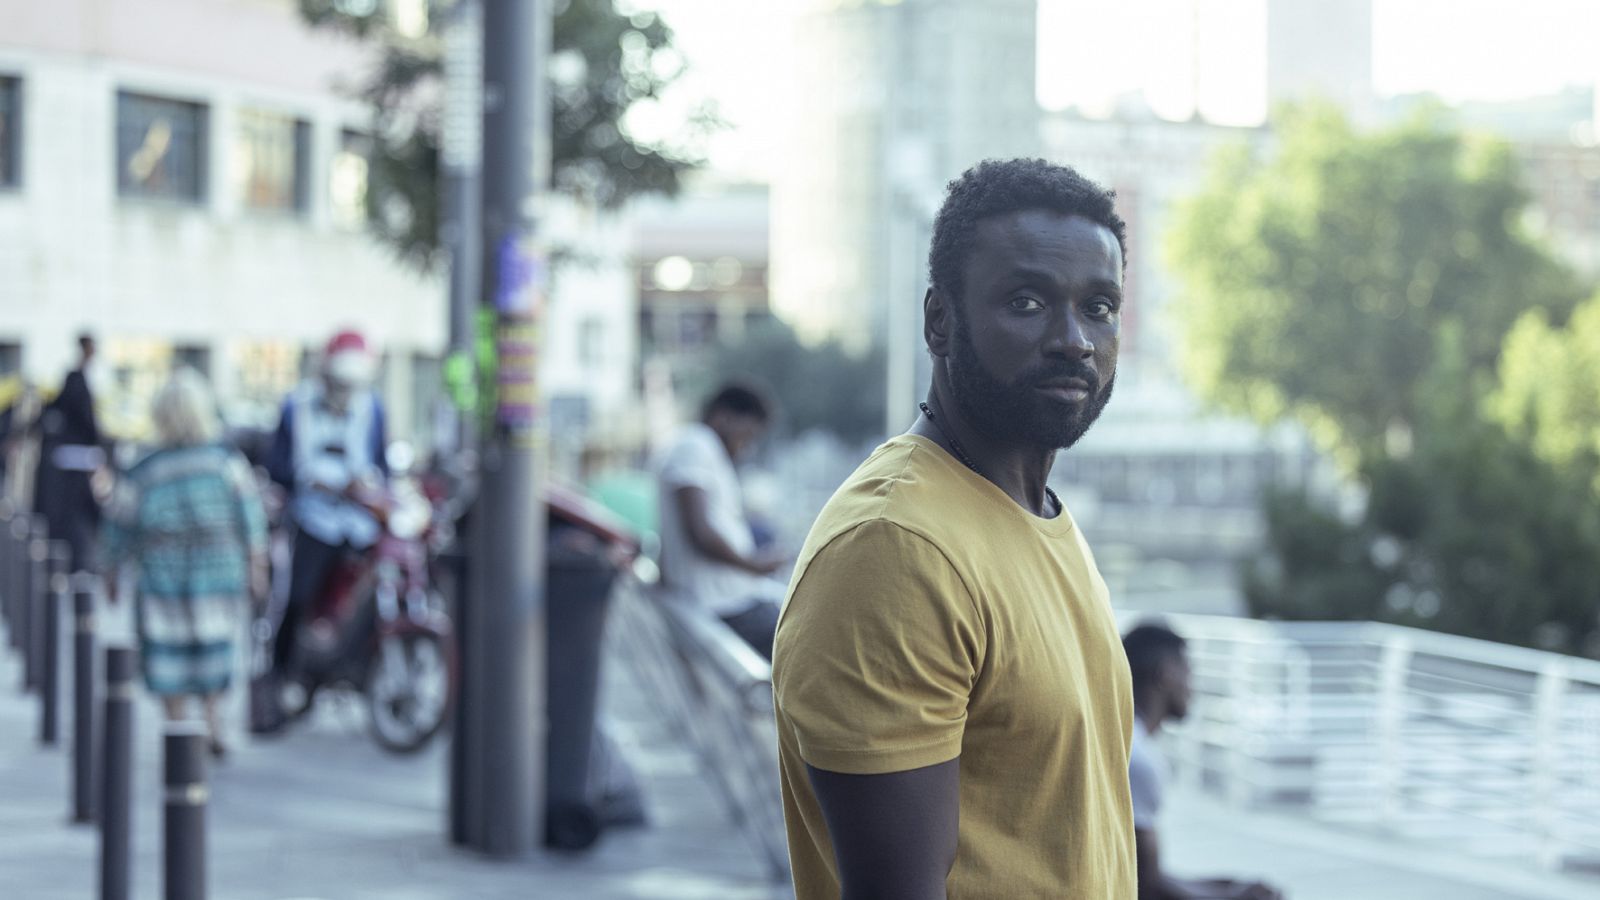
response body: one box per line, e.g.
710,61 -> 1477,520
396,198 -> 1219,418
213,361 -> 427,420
1044,309 -> 1095,360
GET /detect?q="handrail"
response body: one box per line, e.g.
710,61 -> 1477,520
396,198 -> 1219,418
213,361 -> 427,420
1119,610 -> 1600,873
653,593 -> 773,709
613,581 -> 789,883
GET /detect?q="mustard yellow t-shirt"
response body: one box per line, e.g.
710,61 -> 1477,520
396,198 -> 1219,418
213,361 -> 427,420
771,434 -> 1137,899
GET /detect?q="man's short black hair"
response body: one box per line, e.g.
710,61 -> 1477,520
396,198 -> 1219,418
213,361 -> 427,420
702,382 -> 772,423
1122,621 -> 1187,696
928,158 -> 1128,305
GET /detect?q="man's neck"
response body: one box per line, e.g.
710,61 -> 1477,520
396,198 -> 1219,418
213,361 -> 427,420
916,384 -> 1057,517
1134,701 -> 1164,735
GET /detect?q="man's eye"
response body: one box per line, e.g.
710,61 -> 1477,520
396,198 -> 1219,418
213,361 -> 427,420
1088,298 -> 1116,317
1010,296 -> 1044,311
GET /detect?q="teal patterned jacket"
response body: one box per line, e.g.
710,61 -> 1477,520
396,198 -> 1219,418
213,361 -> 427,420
102,443 -> 267,694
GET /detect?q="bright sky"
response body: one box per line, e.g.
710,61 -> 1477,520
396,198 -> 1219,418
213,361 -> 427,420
640,0 -> 1600,177
1037,0 -> 1600,124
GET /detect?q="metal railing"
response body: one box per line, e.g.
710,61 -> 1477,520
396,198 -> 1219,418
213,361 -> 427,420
614,583 -> 1600,880
1128,612 -> 1600,873
610,574 -> 789,882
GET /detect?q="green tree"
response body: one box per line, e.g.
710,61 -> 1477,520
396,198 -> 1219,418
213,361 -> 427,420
1491,290 -> 1600,498
1246,327 -> 1600,656
1175,105 -> 1600,656
1168,102 -> 1584,460
299,0 -> 717,268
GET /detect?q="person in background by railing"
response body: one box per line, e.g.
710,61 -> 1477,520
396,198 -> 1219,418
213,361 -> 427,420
101,368 -> 269,759
654,382 -> 787,660
1124,622 -> 1284,900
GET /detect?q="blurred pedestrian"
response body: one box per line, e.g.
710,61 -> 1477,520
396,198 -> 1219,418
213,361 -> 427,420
262,329 -> 387,714
102,368 -> 268,758
654,382 -> 786,659
0,373 -> 22,491
771,159 -> 1135,898
33,332 -> 103,572
1124,622 -> 1284,900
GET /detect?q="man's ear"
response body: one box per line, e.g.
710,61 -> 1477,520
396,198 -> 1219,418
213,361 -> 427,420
924,287 -> 953,359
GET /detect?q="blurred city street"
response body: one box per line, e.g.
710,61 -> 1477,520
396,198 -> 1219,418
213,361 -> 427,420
4,0 -> 1600,897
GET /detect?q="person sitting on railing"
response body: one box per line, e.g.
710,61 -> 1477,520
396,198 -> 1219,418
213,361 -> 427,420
1124,622 -> 1284,900
654,383 -> 787,660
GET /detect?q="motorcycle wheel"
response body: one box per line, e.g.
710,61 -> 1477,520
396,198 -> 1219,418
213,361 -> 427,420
365,631 -> 451,754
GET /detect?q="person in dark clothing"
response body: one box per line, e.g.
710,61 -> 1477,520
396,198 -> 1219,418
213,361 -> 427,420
0,375 -> 21,491
34,334 -> 103,573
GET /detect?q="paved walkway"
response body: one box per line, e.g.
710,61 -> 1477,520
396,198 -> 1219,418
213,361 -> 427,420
1158,781 -> 1599,900
0,617 -> 784,900
4,601 -> 1598,899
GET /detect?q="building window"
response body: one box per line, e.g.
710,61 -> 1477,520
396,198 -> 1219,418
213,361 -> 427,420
579,318 -> 604,368
330,130 -> 371,229
233,109 -> 309,213
0,76 -> 20,189
116,91 -> 207,202
172,344 -> 212,377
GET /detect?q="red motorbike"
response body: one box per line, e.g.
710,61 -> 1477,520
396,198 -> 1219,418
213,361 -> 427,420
275,477 -> 457,754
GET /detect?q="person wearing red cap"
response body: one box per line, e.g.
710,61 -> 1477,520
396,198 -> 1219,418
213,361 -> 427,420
261,329 -> 389,724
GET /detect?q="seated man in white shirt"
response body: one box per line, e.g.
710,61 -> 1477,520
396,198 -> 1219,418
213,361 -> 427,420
655,384 -> 786,659
1125,622 -> 1285,900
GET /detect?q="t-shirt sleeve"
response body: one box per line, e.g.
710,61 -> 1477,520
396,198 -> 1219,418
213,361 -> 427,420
1128,739 -> 1161,830
773,520 -> 985,775
658,430 -> 719,492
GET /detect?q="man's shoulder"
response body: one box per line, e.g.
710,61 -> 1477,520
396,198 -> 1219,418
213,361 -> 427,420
798,437 -> 975,572
818,436 -> 965,526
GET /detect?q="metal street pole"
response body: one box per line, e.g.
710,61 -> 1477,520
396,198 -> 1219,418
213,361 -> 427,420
461,0 -> 551,858
442,0 -> 484,450
440,0 -> 485,849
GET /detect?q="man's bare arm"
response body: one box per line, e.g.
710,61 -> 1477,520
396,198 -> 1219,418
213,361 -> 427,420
807,759 -> 960,900
673,485 -> 780,574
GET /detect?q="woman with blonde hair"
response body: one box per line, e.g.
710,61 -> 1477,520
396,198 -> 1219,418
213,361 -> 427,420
102,367 -> 267,756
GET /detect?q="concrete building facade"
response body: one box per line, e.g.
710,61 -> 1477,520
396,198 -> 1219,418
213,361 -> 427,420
0,0 -> 444,440
1266,0 -> 1374,118
769,0 -> 1041,353
0,0 -> 643,458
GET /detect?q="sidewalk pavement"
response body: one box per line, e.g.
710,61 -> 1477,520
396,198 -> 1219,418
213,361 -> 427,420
5,607 -> 1598,899
1158,781 -> 1600,900
0,635 -> 785,899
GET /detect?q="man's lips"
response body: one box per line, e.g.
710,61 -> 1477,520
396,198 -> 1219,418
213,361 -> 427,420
1036,377 -> 1093,402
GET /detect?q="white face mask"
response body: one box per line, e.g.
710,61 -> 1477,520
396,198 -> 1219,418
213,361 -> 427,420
325,350 -> 375,390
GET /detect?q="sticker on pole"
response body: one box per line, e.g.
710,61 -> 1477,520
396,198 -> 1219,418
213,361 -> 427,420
494,235 -> 546,319
492,236 -> 546,440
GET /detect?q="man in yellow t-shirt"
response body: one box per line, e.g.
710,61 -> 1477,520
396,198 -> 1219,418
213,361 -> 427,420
772,158 -> 1137,899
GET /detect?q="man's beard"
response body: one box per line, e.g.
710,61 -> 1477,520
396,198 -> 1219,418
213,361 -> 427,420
946,319 -> 1115,451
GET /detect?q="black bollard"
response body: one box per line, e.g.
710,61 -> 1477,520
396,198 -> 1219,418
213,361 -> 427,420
163,723 -> 208,900
39,542 -> 68,745
0,508 -> 13,643
101,646 -> 135,900
8,515 -> 29,652
72,576 -> 99,823
24,532 -> 47,691
12,520 -> 33,675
